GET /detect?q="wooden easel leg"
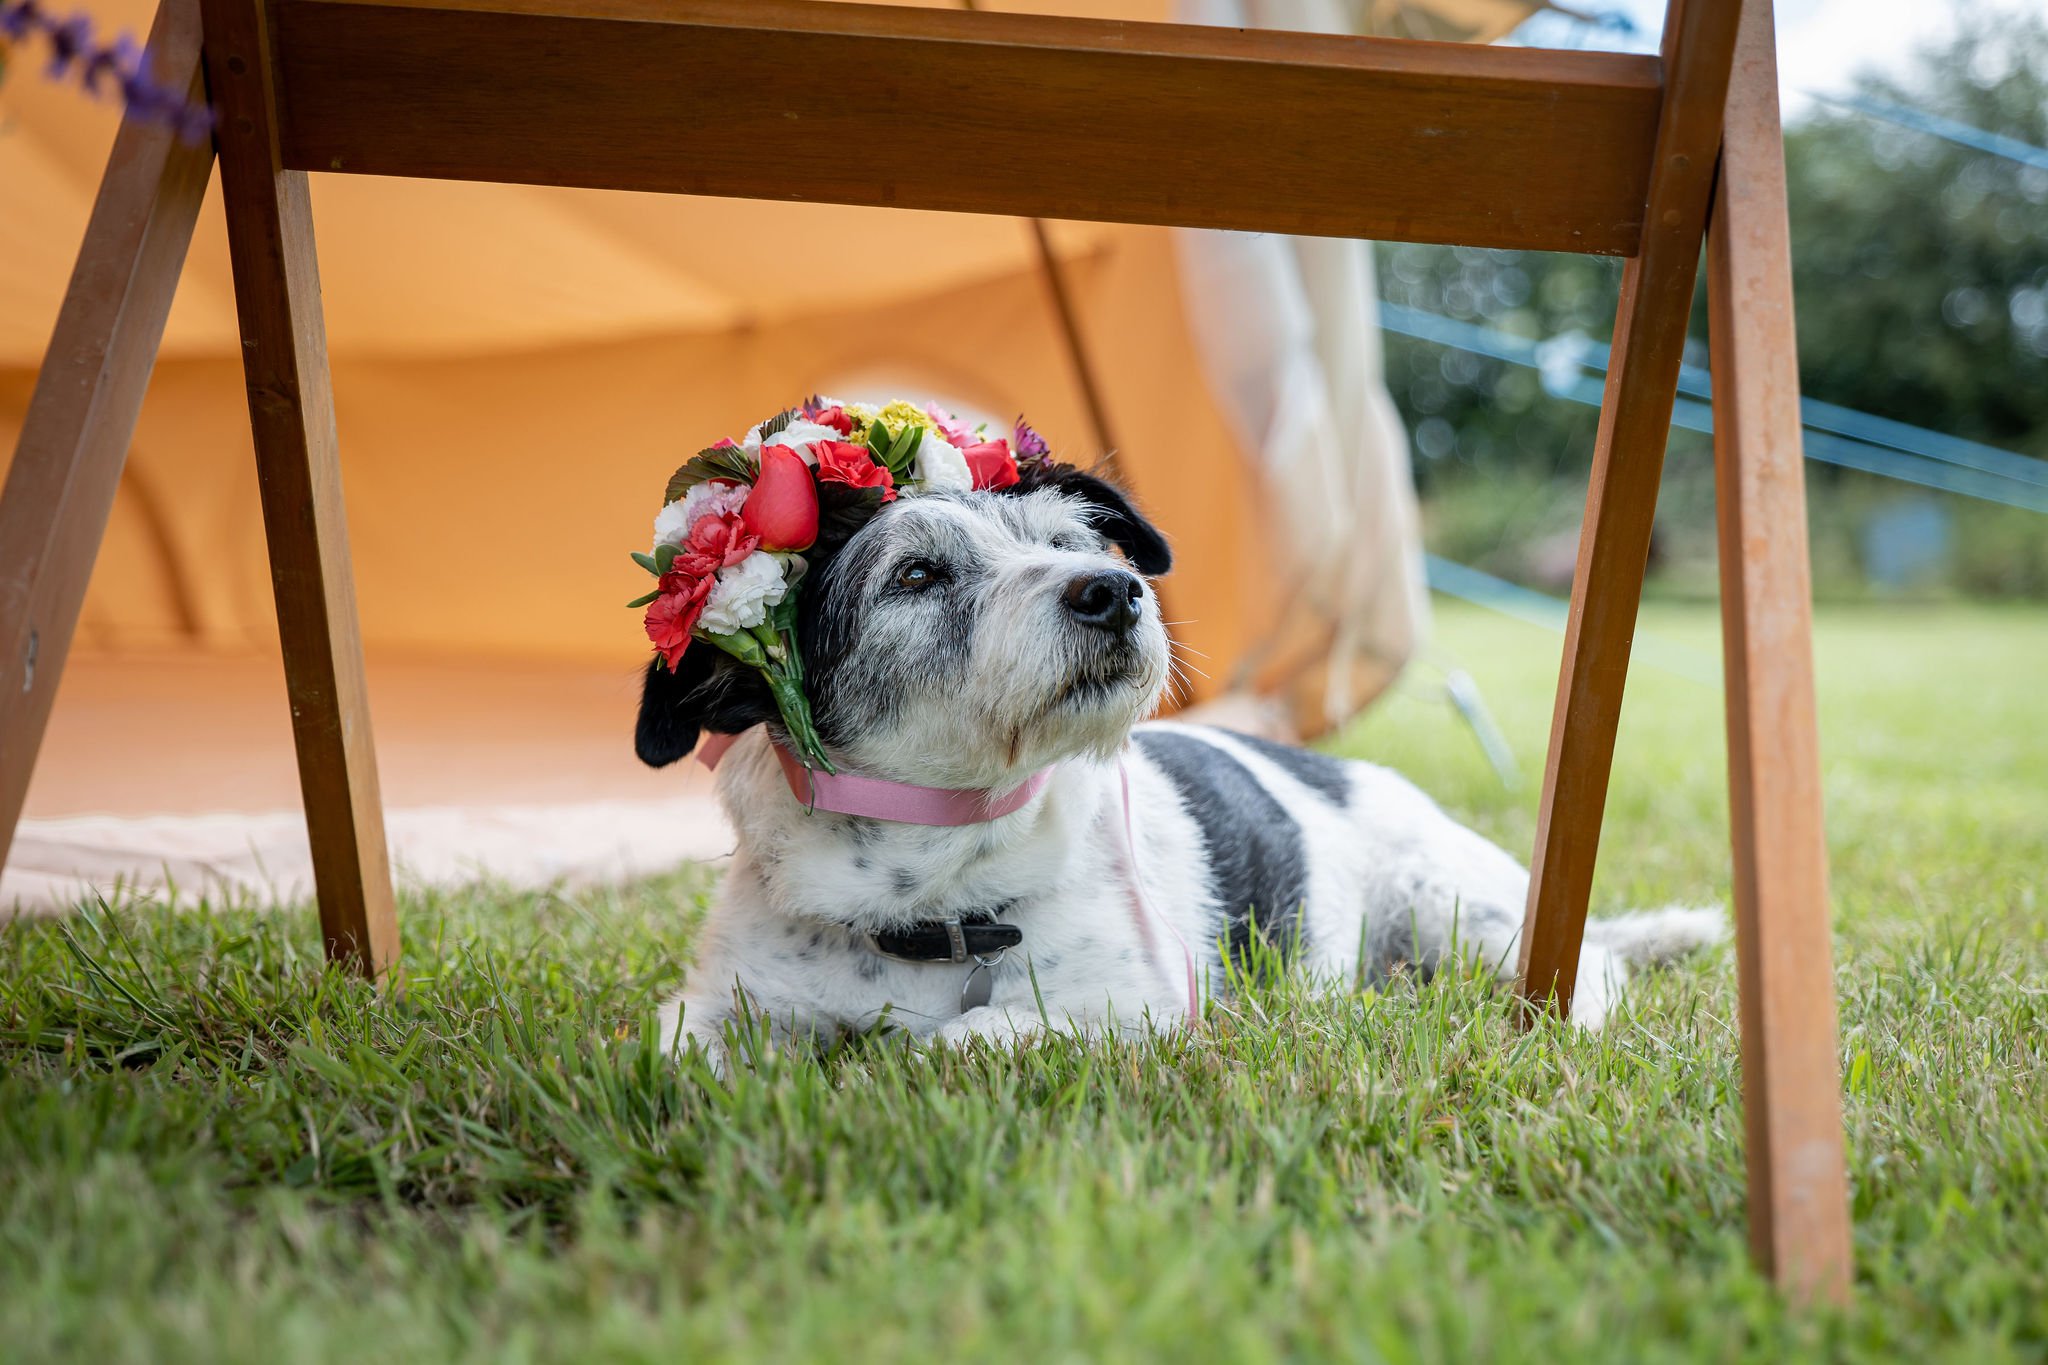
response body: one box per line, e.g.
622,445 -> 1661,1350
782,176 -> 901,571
203,0 -> 398,977
1708,0 -> 1853,1305
1517,0 -> 1745,1016
0,0 -> 212,877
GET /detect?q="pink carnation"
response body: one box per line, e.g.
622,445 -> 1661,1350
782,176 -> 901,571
925,403 -> 975,448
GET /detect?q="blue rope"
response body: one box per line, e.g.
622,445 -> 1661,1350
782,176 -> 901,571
1375,303 -> 2048,513
1421,555 -> 1721,686
1816,93 -> 2048,174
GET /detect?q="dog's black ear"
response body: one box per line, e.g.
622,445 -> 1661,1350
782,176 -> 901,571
636,649 -> 714,768
1011,463 -> 1172,576
634,646 -> 777,768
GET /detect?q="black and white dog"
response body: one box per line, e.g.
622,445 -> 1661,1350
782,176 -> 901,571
637,467 -> 1719,1072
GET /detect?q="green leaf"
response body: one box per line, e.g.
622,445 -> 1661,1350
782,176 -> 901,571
757,407 -> 797,441
865,424 -> 897,470
880,426 -> 923,476
663,445 -> 758,504
654,543 -> 679,574
625,590 -> 661,609
630,551 -> 660,575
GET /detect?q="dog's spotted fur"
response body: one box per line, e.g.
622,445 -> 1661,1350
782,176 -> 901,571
638,477 -> 1721,1073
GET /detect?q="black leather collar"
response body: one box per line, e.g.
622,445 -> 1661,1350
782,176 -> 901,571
870,909 -> 1023,964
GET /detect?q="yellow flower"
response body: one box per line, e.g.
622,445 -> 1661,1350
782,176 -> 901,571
873,399 -> 943,444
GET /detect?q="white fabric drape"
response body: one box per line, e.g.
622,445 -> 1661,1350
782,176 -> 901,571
1175,0 -> 1432,728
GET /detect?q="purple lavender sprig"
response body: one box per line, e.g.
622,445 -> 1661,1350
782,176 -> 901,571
1,0 -> 213,142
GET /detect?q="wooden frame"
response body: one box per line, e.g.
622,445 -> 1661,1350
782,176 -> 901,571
0,0 -> 1848,1298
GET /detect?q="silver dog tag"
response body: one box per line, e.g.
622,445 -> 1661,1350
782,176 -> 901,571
960,953 -> 1001,1012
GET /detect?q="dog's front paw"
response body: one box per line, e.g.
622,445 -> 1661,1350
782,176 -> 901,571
931,1007 -> 1045,1051
656,992 -> 733,1079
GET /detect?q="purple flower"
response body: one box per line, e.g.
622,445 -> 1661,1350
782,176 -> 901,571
1,0 -> 212,142
45,13 -> 91,77
1,0 -> 41,41
81,29 -> 134,93
1012,415 -> 1050,461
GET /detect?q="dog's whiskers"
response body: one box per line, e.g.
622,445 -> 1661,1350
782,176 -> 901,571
1167,643 -> 1212,684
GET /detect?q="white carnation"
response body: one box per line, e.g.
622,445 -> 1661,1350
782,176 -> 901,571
652,479 -> 748,549
911,430 -> 973,493
762,419 -> 843,461
699,551 -> 790,636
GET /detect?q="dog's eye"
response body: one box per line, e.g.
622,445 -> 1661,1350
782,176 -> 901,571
895,560 -> 941,591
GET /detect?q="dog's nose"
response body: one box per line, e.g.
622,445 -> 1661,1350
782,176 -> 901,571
1063,569 -> 1144,633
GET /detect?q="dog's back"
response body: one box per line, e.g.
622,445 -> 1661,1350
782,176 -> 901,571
1125,722 -> 1722,1024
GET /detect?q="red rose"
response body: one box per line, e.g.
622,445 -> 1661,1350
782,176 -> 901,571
645,572 -> 714,669
812,439 -> 896,502
960,438 -> 1019,490
812,406 -> 855,436
685,508 -> 760,567
741,444 -> 819,551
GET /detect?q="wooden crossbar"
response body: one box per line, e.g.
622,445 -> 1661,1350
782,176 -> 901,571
267,0 -> 1662,254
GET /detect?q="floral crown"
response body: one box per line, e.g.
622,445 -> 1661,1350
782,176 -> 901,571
629,398 -> 1054,772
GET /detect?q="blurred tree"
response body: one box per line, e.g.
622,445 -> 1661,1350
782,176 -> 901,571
1784,8 -> 2048,455
1377,5 -> 2048,593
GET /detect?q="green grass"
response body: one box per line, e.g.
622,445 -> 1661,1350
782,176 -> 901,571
4,602 -> 2044,1363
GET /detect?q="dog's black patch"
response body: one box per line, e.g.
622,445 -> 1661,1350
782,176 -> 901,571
799,505 -> 986,748
1136,729 -> 1309,972
1221,730 -> 1352,807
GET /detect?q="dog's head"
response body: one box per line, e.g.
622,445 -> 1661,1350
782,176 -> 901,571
635,465 -> 1172,785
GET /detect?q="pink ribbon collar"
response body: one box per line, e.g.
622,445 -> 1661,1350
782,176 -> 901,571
693,729 -> 1054,826
693,728 -> 1200,1017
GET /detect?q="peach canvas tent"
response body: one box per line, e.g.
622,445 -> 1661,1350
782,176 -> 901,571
0,0 -> 1529,912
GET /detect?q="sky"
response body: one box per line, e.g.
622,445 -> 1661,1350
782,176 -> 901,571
1511,0 -> 2048,120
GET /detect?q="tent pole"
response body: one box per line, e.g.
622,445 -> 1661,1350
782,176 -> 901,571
1025,218 -> 1123,467
0,0 -> 213,877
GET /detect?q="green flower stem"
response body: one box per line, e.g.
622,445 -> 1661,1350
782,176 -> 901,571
697,627 -> 834,775
765,669 -> 835,775
781,628 -> 805,686
701,629 -> 766,669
